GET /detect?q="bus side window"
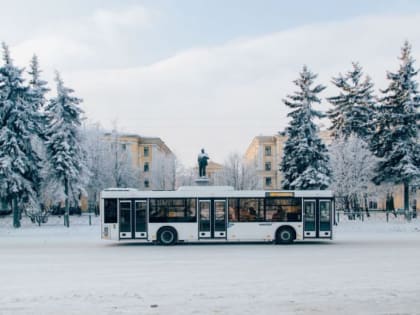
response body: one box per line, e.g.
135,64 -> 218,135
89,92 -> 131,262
228,206 -> 237,221
265,197 -> 302,222
239,208 -> 250,221
248,207 -> 257,221
150,198 -> 197,223
104,199 -> 117,223
228,199 -> 239,222
158,207 -> 166,217
271,207 -> 285,221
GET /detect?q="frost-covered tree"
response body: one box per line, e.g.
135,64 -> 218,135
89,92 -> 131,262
27,54 -> 49,139
24,55 -> 52,224
82,126 -> 144,210
0,43 -> 42,228
175,164 -> 195,188
44,72 -> 89,227
83,123 -> 114,211
106,130 -> 141,189
329,135 -> 379,216
150,153 -> 176,190
215,152 -> 259,190
281,66 -> 331,190
371,41 -> 420,211
327,62 -> 376,140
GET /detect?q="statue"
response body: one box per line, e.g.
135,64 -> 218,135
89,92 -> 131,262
197,148 -> 210,177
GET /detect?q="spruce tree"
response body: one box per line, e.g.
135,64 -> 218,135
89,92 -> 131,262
327,62 -> 376,140
28,55 -> 49,138
281,66 -> 331,190
371,41 -> 420,211
25,55 -> 51,223
0,43 -> 42,228
44,72 -> 89,227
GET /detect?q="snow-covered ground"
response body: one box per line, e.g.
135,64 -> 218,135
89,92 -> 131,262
0,215 -> 419,315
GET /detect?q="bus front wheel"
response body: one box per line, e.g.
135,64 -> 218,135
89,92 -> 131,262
275,227 -> 295,244
157,227 -> 178,246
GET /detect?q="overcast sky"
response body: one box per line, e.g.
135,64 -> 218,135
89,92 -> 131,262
2,0 -> 420,167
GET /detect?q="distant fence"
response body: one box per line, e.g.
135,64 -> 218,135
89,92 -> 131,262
0,213 -> 100,228
335,209 -> 417,224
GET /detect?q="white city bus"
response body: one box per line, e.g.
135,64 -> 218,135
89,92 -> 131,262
100,186 -> 334,245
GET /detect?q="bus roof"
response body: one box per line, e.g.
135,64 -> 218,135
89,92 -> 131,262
101,186 -> 334,199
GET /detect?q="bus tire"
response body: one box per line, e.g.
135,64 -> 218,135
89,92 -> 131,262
157,227 -> 178,246
275,226 -> 295,244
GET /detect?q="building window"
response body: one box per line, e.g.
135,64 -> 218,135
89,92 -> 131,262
144,180 -> 150,188
121,144 -> 127,151
265,177 -> 272,187
265,162 -> 271,171
144,162 -> 149,172
144,146 -> 149,157
369,200 -> 378,209
265,146 -> 272,156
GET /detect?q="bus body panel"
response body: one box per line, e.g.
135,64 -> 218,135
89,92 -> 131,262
102,223 -> 127,241
148,223 -> 198,242
101,221 -> 305,243
226,222 -> 303,241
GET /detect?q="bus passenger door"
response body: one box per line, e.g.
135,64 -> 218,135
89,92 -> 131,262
198,199 -> 227,239
303,200 -> 316,238
198,200 -> 211,238
214,200 -> 227,238
303,199 -> 333,239
319,200 -> 332,238
134,200 -> 147,239
119,200 -> 132,239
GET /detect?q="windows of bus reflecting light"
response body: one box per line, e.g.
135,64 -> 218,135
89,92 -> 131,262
149,198 -> 197,223
227,197 -> 302,222
228,198 -> 264,222
105,196 -> 305,225
265,198 -> 302,222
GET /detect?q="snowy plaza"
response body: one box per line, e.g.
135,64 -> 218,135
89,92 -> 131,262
1,2 -> 420,315
0,216 -> 419,315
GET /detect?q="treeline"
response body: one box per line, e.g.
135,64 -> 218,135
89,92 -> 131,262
0,42 -> 90,228
0,40 -> 419,228
280,41 -> 419,213
0,42 -> 159,228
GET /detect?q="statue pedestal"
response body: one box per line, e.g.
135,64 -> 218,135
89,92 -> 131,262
195,177 -> 210,186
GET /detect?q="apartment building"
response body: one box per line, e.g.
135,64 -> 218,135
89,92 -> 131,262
105,133 -> 176,190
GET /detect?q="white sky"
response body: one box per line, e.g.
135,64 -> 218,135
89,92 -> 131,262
1,1 -> 420,167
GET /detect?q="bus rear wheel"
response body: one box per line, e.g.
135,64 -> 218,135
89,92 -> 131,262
157,227 -> 178,246
275,227 -> 295,244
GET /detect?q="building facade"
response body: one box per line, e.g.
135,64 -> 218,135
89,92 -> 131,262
245,131 -> 331,190
244,135 -> 283,190
105,133 -> 176,191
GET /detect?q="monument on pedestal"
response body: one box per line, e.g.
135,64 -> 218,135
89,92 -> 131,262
195,148 -> 210,186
